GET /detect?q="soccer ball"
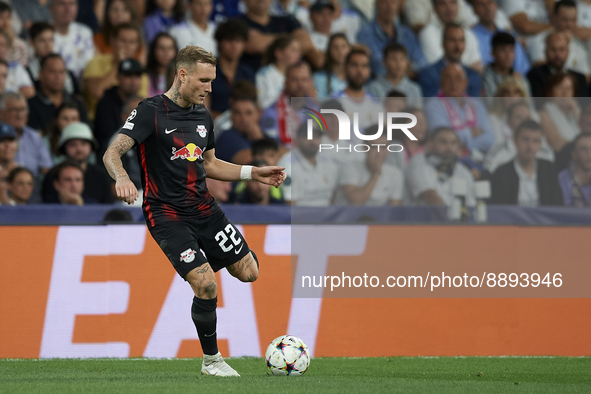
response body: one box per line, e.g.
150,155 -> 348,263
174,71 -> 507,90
265,335 -> 310,376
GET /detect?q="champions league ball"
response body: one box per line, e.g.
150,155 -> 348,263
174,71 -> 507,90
265,335 -> 310,376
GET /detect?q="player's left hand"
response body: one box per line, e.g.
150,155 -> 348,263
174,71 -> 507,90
252,166 -> 287,188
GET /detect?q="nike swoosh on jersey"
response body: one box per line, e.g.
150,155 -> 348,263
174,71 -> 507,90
234,243 -> 244,254
165,128 -> 177,134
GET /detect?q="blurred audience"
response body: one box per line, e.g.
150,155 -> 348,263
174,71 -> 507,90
0,2 -> 29,66
1,166 -> 34,205
144,0 -> 185,43
169,0 -> 217,56
45,102 -> 82,164
313,33 -> 349,97
46,160 -> 94,205
558,133 -> 591,206
94,0 -> 139,55
146,32 -> 178,97
0,32 -> 34,98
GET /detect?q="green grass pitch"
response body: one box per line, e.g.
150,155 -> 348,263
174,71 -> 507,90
1,357 -> 590,393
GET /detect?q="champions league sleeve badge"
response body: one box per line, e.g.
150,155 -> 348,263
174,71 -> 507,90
197,125 -> 207,138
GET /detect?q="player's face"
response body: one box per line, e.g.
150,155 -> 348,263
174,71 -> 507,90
181,62 -> 216,105
515,129 -> 542,161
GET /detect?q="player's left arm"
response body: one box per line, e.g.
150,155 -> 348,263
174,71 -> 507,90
203,149 -> 287,188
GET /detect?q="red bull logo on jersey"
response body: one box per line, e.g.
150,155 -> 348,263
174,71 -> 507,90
170,143 -> 204,161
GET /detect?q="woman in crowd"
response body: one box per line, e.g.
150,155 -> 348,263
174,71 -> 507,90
539,73 -> 581,153
313,33 -> 350,97
94,0 -> 139,54
143,0 -> 185,43
45,102 -> 83,165
146,32 -> 178,97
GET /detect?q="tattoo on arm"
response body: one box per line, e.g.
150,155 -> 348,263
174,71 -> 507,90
103,134 -> 135,181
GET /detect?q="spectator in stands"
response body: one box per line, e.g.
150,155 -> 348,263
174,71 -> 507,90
2,166 -> 34,205
169,0 -> 216,56
367,44 -> 423,108
313,33 -> 349,97
471,0 -> 530,76
45,102 -> 82,164
215,94 -> 265,164
233,159 -> 285,204
144,0 -> 185,44
0,32 -> 35,98
83,24 -> 148,120
418,23 -> 482,98
205,178 -> 232,203
0,2 -> 28,66
482,32 -> 531,98
51,0 -> 95,79
11,0 -> 52,30
306,0 -> 334,52
403,0 -> 485,33
527,32 -> 588,98
555,100 -> 591,172
94,59 -> 144,159
146,32 -> 178,97
558,133 -> 591,206
42,122 -> 115,204
488,76 -> 534,140
404,126 -> 476,206
528,1 -> 590,78
213,80 -> 258,134
0,92 -> 51,177
357,0 -> 426,78
27,54 -> 88,133
296,0 -> 361,45
252,137 -> 280,165
256,35 -> 301,109
94,0 -> 138,54
490,119 -> 563,206
209,19 -> 254,118
502,0 -> 551,36
539,72 -> 581,153
261,61 -> 316,147
290,122 -> 338,206
0,59 -> 7,96
241,0 -> 323,71
0,122 -> 18,177
338,129 -> 404,206
45,160 -> 95,205
419,0 -> 482,72
424,64 -> 495,158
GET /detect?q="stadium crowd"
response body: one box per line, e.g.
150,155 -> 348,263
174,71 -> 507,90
0,0 -> 590,210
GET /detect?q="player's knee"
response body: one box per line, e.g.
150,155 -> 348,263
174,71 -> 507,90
199,277 -> 217,298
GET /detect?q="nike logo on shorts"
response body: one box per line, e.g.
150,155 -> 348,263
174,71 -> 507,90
165,128 -> 177,134
234,244 -> 244,254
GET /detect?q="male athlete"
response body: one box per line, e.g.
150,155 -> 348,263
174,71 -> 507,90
103,46 -> 286,377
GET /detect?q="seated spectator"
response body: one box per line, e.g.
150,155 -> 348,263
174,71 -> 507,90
555,100 -> 591,172
146,32 -> 178,97
0,2 -> 28,66
424,64 -> 495,158
419,0 -> 482,72
488,76 -> 535,141
26,23 -> 79,96
27,54 -> 88,134
94,0 -> 138,54
528,1 -> 590,78
490,119 -> 563,206
252,136 -> 280,165
11,0 -> 52,30
261,61 -> 317,147
45,102 -> 82,164
307,0 -> 334,52
527,32 -> 588,98
484,101 -> 554,173
290,122 -> 339,206
403,0 -> 490,33
45,160 -> 96,205
482,33 -> 531,98
256,35 -> 301,109
539,72 -> 581,152
0,92 -> 52,177
0,33 -> 35,98
206,177 -> 231,203
232,159 -> 285,204
0,122 -> 18,177
3,167 -> 34,205
241,0 -> 323,71
501,0 -> 551,36
51,0 -> 95,80
418,23 -> 482,97
296,0 -> 361,45
337,129 -> 404,206
471,0 -> 530,76
83,24 -> 148,120
42,122 -> 115,204
144,0 -> 185,44
94,59 -> 144,159
169,0 -> 216,56
558,133 -> 591,206
367,44 -> 423,108
313,33 -> 349,97
215,94 -> 265,164
209,19 -> 254,118
213,80 -> 258,134
404,126 -> 476,206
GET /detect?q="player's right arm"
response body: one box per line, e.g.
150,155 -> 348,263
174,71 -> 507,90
103,134 -> 138,205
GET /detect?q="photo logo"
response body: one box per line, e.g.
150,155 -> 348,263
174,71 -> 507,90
303,107 -> 329,137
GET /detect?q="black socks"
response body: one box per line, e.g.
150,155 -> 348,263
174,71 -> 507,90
191,296 -> 218,356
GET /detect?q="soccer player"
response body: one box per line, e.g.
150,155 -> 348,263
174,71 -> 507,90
103,45 -> 286,377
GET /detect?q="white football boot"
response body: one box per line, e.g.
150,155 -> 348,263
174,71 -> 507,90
201,352 -> 241,377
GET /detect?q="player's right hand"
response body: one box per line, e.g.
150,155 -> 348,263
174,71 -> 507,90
115,176 -> 139,205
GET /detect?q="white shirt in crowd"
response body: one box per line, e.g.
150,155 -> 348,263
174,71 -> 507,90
6,63 -> 33,93
484,136 -> 554,173
500,0 -> 550,25
404,0 -> 511,30
577,0 -> 591,27
419,21 -> 482,66
169,20 -> 217,57
256,64 -> 285,109
290,148 -> 339,206
543,101 -> 581,142
514,159 -> 540,207
297,7 -> 361,44
336,160 -> 404,205
309,30 -> 329,52
54,22 -> 95,79
404,152 -> 476,207
528,30 -> 590,76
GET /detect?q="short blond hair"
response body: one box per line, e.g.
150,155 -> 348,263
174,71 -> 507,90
174,45 -> 217,74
